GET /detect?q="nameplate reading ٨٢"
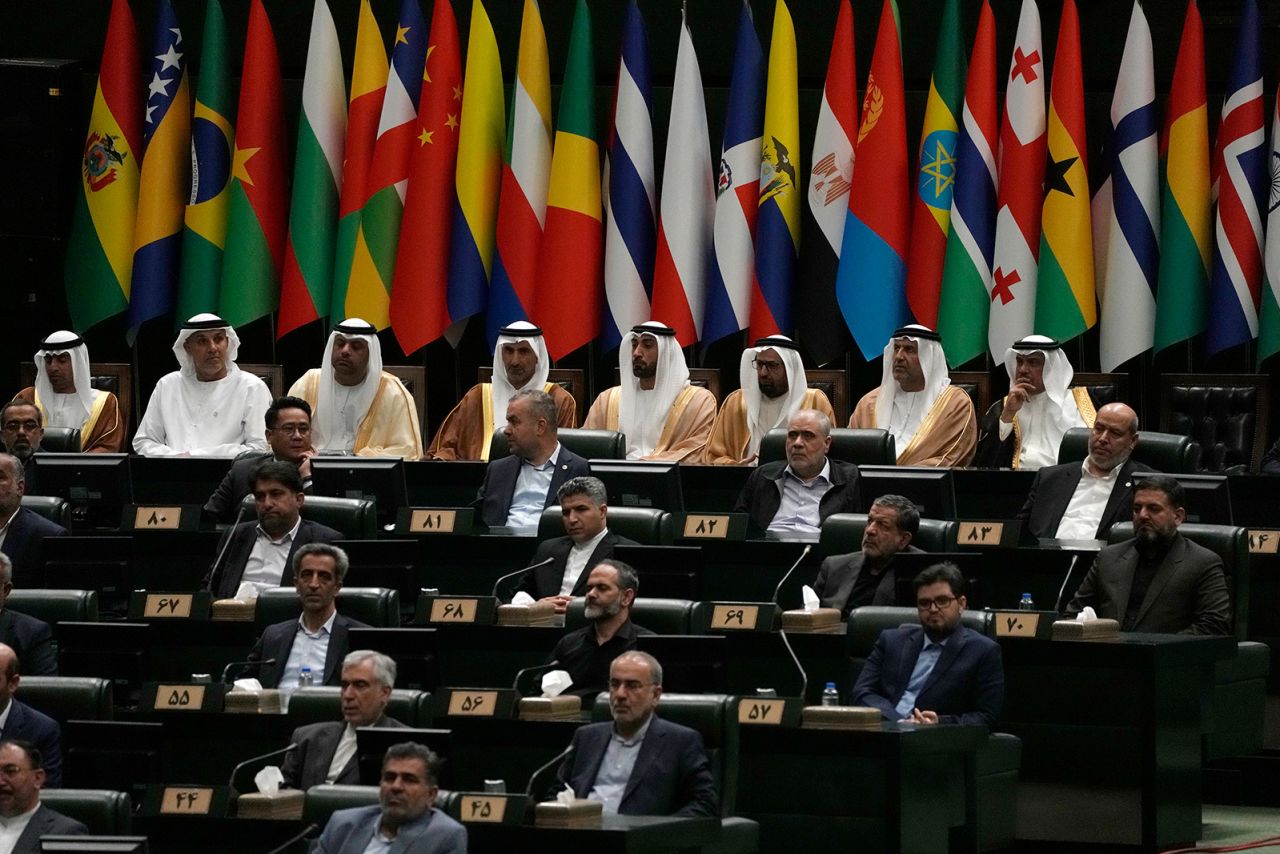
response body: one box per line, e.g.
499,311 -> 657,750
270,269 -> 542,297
957,521 -> 1004,546
994,612 -> 1039,638
160,787 -> 214,814
448,690 -> 499,717
154,684 -> 207,711
411,509 -> 457,533
711,604 -> 759,630
1248,530 -> 1280,555
430,598 -> 478,623
738,698 -> 785,725
136,506 -> 183,530
144,594 -> 194,618
462,796 -> 507,823
683,515 -> 730,539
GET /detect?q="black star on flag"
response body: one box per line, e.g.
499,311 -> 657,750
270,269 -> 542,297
1045,155 -> 1078,197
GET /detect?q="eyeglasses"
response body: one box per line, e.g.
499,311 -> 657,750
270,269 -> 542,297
608,679 -> 652,692
751,359 -> 783,372
1,421 -> 39,433
916,595 -> 957,611
271,424 -> 310,436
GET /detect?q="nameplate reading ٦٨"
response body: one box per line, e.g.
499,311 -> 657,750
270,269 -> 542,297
429,598 -> 478,623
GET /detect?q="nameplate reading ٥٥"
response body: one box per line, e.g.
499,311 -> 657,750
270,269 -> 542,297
430,598 -> 478,623
738,698 -> 785,725
994,612 -> 1039,638
1248,530 -> 1279,554
711,604 -> 759,630
153,685 -> 207,711
135,506 -> 183,530
411,509 -> 457,533
461,796 -> 507,823
144,594 -> 194,618
683,515 -> 731,539
448,691 -> 499,717
957,521 -> 1004,545
160,787 -> 214,814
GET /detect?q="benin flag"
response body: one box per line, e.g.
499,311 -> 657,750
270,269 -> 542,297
218,0 -> 287,328
65,0 -> 140,333
534,0 -> 602,359
1035,0 -> 1094,342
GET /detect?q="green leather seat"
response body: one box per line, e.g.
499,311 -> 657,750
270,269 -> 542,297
286,685 -> 433,728
759,427 -> 896,467
536,505 -> 674,545
1058,427 -> 1201,473
565,597 -> 693,635
39,789 -> 131,834
239,494 -> 378,540
38,427 -> 82,454
489,427 -> 627,462
819,512 -> 957,555
847,606 -> 993,678
19,675 -> 113,722
7,589 -> 98,624
19,495 -> 70,529
254,586 -> 401,629
304,785 -> 461,827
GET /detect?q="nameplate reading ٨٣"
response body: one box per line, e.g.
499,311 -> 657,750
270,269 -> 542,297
738,698 -> 785,725
461,796 -> 507,823
711,604 -> 760,630
144,594 -> 194,618
411,509 -> 457,534
683,515 -> 731,539
160,787 -> 214,815
153,685 -> 207,711
957,521 -> 1004,546
1248,530 -> 1280,555
448,690 -> 499,717
994,612 -> 1039,638
430,598 -> 478,623
135,506 -> 183,530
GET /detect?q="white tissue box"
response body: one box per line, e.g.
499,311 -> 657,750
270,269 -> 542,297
780,608 -> 842,633
223,689 -> 283,714
495,600 -> 557,627
210,599 -> 256,621
800,705 -> 882,730
535,798 -> 603,827
1052,618 -> 1121,641
234,789 -> 304,819
517,695 -> 582,721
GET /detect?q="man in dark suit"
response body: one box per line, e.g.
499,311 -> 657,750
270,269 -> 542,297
0,453 -> 66,590
207,461 -> 342,599
1067,475 -> 1231,635
813,495 -> 924,616
204,396 -> 317,523
245,543 -> 368,689
0,644 -> 63,787
281,651 -> 406,790
735,409 -> 859,537
0,740 -> 86,851
314,742 -> 465,854
853,563 -> 1004,729
0,554 -> 56,676
475,388 -> 590,530
1017,402 -> 1153,540
553,651 -> 718,817
516,476 -> 637,613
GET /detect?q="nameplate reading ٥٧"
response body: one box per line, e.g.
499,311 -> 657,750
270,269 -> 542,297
461,796 -> 507,823
957,521 -> 1004,545
683,515 -> 730,539
153,685 -> 207,711
411,510 -> 457,533
430,598 -> 478,623
1248,530 -> 1279,554
448,691 -> 499,717
738,698 -> 785,725
144,594 -> 195,618
136,506 -> 183,529
994,612 -> 1039,638
711,604 -> 759,630
160,787 -> 214,814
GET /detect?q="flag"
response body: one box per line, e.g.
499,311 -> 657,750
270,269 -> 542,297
330,0 -> 388,323
838,0 -> 910,359
601,0 -> 655,349
936,0 -> 997,367
344,0 -> 430,329
1094,1 -> 1159,371
1207,0 -> 1265,356
535,0 -> 603,359
390,0 -> 462,354
218,0 -> 286,328
1154,0 -> 1210,354
127,0 -> 190,341
64,0 -> 140,333
1034,0 -> 1093,343
794,0 -> 853,363
278,0 -> 345,338
445,0 -> 506,332
649,8 -> 714,347
487,0 -> 552,342
904,0 -> 964,329
1262,89 -> 1280,364
987,0 -> 1045,358
176,0 -> 230,322
750,0 -> 801,340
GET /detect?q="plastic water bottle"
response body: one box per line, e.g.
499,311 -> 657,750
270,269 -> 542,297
297,667 -> 314,690
821,682 -> 839,707
1019,592 -> 1035,611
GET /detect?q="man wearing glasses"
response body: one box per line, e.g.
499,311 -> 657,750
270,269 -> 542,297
204,397 -> 317,524
701,335 -> 835,465
852,563 -> 1004,729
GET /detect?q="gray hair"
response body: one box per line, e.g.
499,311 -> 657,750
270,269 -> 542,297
790,408 -> 832,438
870,494 -> 921,537
292,542 -> 350,583
382,742 -> 442,786
343,650 -> 397,689
612,650 -> 663,687
0,454 -> 22,485
511,388 -> 558,426
593,558 -> 638,595
557,476 -> 607,506
0,553 -> 11,587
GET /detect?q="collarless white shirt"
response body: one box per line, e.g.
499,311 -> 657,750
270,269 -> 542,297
1055,459 -> 1122,540
561,527 -> 610,595
0,801 -> 40,851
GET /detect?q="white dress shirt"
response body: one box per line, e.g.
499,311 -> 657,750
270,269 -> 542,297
560,527 -> 609,595
240,515 -> 302,595
0,802 -> 39,853
326,724 -> 358,784
1054,459 -> 1122,540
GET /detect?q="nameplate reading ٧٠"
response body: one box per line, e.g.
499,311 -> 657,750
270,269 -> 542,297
994,612 -> 1039,638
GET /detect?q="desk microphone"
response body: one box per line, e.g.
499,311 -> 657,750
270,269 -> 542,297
524,744 -> 574,801
491,557 -> 556,599
227,742 -> 297,793
205,501 -> 249,591
1053,555 -> 1082,614
265,824 -> 319,854
221,657 -> 276,684
512,660 -> 561,692
768,545 -> 812,703
771,544 -> 814,606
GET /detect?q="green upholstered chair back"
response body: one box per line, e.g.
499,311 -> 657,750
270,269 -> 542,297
239,494 -> 378,540
38,427 -> 82,453
490,427 -> 627,462
302,784 -> 380,826
19,676 -> 113,722
7,589 -> 98,624
1108,522 -> 1250,639
286,685 -> 433,728
565,597 -> 694,635
536,505 -> 673,545
759,427 -> 896,467
19,495 -> 71,528
1058,427 -> 1201,473
847,606 -> 993,662
819,512 -> 957,555
254,586 -> 401,630
39,789 -> 131,834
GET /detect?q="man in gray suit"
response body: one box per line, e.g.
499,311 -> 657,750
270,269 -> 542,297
0,739 -> 86,853
1067,475 -> 1231,635
281,651 -> 406,790
812,494 -> 925,616
314,742 -> 465,854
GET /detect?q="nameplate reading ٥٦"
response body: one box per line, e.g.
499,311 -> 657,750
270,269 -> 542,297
448,691 -> 498,717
